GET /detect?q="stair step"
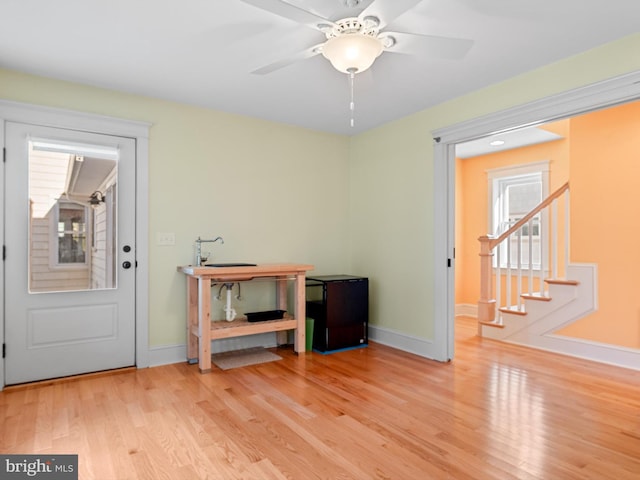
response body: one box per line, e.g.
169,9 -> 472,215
478,320 -> 505,329
545,278 -> 579,286
521,293 -> 552,302
498,306 -> 527,316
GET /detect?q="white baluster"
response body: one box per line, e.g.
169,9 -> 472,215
540,210 -> 546,295
516,227 -> 522,311
528,218 -> 534,295
565,190 -> 570,277
506,232 -> 512,309
496,246 -> 501,320
552,199 -> 558,279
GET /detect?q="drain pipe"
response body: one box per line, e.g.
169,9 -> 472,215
223,283 -> 237,322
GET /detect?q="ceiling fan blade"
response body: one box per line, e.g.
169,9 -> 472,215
251,43 -> 324,75
359,0 -> 423,29
382,31 -> 474,60
237,0 -> 335,31
455,0 -> 546,19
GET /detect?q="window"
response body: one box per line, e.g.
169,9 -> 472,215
56,202 -> 88,265
488,161 -> 549,269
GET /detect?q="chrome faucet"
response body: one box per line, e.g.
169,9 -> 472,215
195,236 -> 224,266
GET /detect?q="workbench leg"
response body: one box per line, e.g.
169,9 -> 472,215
294,272 -> 306,353
186,276 -> 199,364
198,277 -> 212,373
275,277 -> 288,346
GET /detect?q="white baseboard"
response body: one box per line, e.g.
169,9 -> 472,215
209,333 -> 280,354
148,344 -> 187,367
147,332 -> 280,368
147,325 -> 639,374
368,325 -> 442,361
506,334 -> 640,372
455,304 -> 477,317
149,327 -> 442,368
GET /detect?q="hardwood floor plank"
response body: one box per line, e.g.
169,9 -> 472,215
2,316 -> 639,479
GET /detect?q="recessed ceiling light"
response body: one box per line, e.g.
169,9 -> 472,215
489,140 -> 505,147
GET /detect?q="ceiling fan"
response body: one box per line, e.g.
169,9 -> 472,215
238,0 -> 475,76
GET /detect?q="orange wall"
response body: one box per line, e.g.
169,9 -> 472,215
456,119 -> 570,305
555,101 -> 640,348
455,157 -> 465,301
457,101 -> 640,350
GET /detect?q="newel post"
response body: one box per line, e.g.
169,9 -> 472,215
478,235 -> 496,326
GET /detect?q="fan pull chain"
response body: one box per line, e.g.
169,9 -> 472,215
348,68 -> 356,128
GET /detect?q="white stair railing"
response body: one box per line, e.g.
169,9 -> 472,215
478,182 -> 570,325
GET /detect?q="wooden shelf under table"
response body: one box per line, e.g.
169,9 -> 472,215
193,315 -> 298,340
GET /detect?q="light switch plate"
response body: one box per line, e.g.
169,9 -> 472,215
156,232 -> 175,246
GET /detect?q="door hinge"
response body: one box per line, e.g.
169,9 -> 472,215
2,343 -> 5,359
447,258 -> 452,267
3,147 -> 6,163
2,245 -> 5,261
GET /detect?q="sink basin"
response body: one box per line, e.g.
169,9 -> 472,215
204,263 -> 257,267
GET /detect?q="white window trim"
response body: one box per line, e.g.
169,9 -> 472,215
49,200 -> 90,269
486,161 -> 550,272
487,160 -> 550,234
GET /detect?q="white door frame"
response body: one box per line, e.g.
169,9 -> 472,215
431,70 -> 640,361
0,99 -> 151,389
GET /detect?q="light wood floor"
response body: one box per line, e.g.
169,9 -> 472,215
1,317 -> 639,479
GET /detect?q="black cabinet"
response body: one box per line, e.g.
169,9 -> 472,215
306,275 -> 368,352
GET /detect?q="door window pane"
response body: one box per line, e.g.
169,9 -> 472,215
28,140 -> 118,293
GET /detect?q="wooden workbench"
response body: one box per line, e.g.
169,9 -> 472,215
177,263 -> 314,373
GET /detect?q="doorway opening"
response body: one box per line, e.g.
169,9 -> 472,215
432,71 -> 640,364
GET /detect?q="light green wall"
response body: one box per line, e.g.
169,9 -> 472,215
2,33 -> 639,348
349,33 -> 640,338
0,69 -> 350,346
348,117 -> 436,338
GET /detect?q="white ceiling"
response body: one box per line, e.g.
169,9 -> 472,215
1,0 -> 639,136
456,127 -> 563,158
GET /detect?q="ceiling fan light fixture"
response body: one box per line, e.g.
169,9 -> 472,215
322,33 -> 383,74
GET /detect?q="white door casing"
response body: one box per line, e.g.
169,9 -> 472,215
0,100 -> 150,389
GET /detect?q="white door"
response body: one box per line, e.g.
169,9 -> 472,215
4,122 -> 136,385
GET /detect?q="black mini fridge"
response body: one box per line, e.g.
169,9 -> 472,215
306,275 -> 368,352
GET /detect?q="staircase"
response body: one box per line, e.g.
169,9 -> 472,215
476,182 -> 598,344
479,263 -> 597,344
